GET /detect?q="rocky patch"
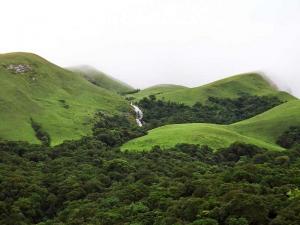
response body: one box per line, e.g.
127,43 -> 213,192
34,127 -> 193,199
7,64 -> 32,74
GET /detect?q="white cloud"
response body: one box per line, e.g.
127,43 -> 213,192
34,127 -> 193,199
1,0 -> 300,96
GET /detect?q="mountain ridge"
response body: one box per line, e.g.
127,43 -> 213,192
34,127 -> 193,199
130,72 -> 295,104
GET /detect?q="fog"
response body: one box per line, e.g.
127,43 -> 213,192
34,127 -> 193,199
1,0 -> 300,97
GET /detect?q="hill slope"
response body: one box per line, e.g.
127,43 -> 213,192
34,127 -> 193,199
131,73 -> 295,105
121,100 -> 300,151
0,52 -> 129,145
232,100 -> 300,144
70,65 -> 134,94
128,84 -> 188,100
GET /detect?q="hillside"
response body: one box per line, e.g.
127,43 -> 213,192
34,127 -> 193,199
131,73 -> 295,105
0,52 -> 129,145
232,100 -> 300,144
127,84 -> 188,100
70,65 -> 134,94
121,100 -> 300,151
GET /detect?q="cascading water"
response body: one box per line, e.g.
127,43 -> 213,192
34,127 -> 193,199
130,102 -> 143,127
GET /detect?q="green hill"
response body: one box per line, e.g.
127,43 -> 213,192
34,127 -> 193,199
232,100 -> 300,144
121,100 -> 300,152
0,52 -> 129,145
128,84 -> 188,100
70,65 -> 134,94
131,73 -> 295,105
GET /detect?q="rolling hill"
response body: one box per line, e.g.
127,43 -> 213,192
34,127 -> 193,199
70,65 -> 134,94
130,73 -> 295,104
0,52 -> 129,145
121,100 -> 300,152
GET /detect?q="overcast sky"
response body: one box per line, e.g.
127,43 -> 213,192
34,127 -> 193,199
1,0 -> 300,96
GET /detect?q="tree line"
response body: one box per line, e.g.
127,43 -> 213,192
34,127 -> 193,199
137,94 -> 283,129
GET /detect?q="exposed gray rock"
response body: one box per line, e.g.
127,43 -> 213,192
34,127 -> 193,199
7,64 -> 32,74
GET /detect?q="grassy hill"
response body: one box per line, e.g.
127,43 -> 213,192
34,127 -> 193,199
131,73 -> 295,105
128,84 -> 188,100
0,52 -> 129,145
70,65 -> 134,94
232,100 -> 300,144
121,100 -> 300,152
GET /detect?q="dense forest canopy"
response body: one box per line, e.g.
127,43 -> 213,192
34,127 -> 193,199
1,108 -> 300,225
1,140 -> 300,225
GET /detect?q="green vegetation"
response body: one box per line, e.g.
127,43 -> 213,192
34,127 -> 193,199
130,73 -> 295,105
277,126 -> 300,149
122,100 -> 300,151
232,100 -> 300,144
138,94 -> 283,129
122,123 -> 284,152
1,139 -> 300,225
92,112 -> 146,147
0,52 -> 129,145
70,65 -> 134,94
127,84 -> 187,100
30,118 -> 51,146
1,52 -> 300,224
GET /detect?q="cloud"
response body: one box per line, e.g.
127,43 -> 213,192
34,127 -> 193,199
0,0 -> 300,97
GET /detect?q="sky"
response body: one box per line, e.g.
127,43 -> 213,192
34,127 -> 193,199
1,0 -> 300,96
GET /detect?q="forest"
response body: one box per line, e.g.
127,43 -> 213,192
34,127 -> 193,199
1,105 -> 300,225
137,94 -> 283,129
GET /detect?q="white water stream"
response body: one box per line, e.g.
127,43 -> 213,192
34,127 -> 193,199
130,102 -> 143,127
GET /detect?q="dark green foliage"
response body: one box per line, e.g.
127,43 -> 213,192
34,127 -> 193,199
277,126 -> 300,149
122,89 -> 140,95
1,139 -> 300,225
138,94 -> 283,129
92,112 -> 146,147
215,142 -> 264,163
58,99 -> 69,109
30,118 -> 51,146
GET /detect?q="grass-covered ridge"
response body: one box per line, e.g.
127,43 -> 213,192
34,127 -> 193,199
121,100 -> 300,151
0,52 -> 129,145
127,84 -> 188,100
130,73 -> 295,105
70,65 -> 134,94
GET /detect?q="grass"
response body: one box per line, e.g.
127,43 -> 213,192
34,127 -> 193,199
130,73 -> 295,105
70,65 -> 134,94
127,84 -> 188,100
232,100 -> 300,144
0,52 -> 129,145
121,100 -> 300,152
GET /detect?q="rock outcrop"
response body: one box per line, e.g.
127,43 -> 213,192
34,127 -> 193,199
7,64 -> 32,74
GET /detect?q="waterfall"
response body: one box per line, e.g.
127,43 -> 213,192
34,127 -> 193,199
130,102 -> 143,127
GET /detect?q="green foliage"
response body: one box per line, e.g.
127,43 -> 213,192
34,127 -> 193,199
226,217 -> 248,225
138,94 -> 283,129
191,219 -> 219,225
277,126 -> 300,149
92,112 -> 146,147
1,139 -> 300,224
30,118 -> 51,146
